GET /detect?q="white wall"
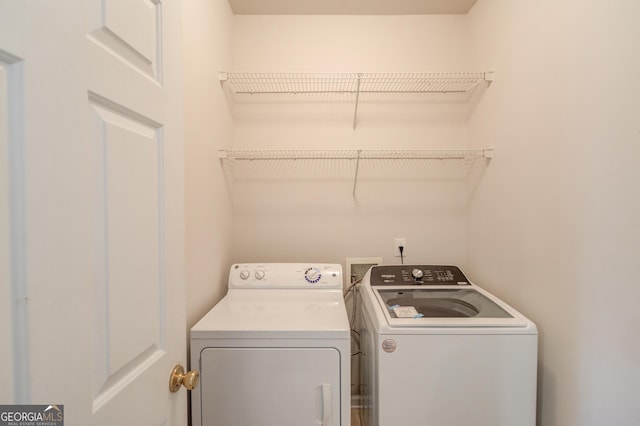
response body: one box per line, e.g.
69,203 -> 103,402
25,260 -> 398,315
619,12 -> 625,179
183,0 -> 234,329
186,3 -> 640,424
229,16 -> 477,268
467,1 -> 640,425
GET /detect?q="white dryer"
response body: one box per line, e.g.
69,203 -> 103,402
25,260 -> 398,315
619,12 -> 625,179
359,265 -> 538,426
191,263 -> 350,426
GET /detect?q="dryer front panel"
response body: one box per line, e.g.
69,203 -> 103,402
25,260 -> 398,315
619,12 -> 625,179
199,347 -> 341,426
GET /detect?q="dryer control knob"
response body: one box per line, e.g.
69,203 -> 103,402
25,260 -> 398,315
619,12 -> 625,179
412,268 -> 424,280
239,270 -> 250,280
254,270 -> 265,280
304,267 -> 321,283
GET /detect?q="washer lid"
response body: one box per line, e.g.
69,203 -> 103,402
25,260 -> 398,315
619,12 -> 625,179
191,289 -> 350,339
374,287 -> 530,327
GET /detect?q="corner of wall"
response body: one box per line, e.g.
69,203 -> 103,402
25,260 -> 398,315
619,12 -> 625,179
183,0 -> 234,328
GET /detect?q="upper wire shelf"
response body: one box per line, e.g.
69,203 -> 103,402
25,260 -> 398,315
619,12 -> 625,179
219,72 -> 492,94
219,71 -> 493,129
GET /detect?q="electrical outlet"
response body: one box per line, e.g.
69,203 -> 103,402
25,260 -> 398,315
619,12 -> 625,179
346,257 -> 383,289
394,238 -> 406,257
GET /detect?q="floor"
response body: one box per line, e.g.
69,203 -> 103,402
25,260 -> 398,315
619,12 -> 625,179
351,407 -> 362,426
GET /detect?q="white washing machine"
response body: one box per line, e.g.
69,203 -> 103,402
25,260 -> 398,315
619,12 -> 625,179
359,265 -> 538,426
191,263 -> 351,426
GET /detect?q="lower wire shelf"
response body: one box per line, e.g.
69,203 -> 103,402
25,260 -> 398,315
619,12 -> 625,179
218,148 -> 494,199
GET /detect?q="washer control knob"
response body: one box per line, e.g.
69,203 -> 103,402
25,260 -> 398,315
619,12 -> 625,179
254,270 -> 265,280
411,268 -> 424,280
239,270 -> 250,280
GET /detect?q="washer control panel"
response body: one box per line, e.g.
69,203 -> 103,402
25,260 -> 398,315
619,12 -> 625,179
229,263 -> 343,289
369,265 -> 470,286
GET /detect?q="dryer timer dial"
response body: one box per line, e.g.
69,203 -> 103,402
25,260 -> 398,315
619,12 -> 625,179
304,268 -> 322,284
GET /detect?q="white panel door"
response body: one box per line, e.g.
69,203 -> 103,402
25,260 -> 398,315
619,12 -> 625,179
0,1 -> 186,424
200,348 -> 341,426
0,59 -> 9,404
0,50 -> 20,406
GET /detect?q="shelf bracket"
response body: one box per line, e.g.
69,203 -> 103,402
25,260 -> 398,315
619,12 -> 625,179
352,74 -> 362,131
352,149 -> 362,200
483,71 -> 495,85
483,148 -> 495,159
218,71 -> 228,88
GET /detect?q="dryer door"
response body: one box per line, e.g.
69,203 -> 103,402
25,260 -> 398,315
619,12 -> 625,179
199,347 -> 341,426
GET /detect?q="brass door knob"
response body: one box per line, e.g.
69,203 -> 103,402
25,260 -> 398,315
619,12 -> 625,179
169,365 -> 199,392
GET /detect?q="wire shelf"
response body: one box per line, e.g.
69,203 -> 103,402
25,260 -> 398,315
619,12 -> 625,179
219,71 -> 493,129
219,149 -> 491,161
219,149 -> 493,199
220,72 -> 490,94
